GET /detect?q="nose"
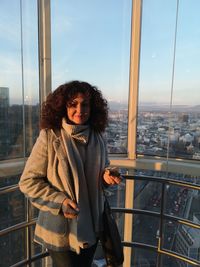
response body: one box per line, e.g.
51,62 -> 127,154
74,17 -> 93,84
76,103 -> 83,113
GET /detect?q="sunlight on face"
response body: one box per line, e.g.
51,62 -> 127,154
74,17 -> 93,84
66,93 -> 91,125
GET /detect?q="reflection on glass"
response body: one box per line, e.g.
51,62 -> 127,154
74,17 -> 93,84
51,0 -> 131,154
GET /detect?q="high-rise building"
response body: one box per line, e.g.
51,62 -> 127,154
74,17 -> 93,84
0,87 -> 9,107
175,196 -> 200,267
0,87 -> 9,158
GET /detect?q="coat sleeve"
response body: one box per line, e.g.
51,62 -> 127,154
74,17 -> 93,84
19,129 -> 66,215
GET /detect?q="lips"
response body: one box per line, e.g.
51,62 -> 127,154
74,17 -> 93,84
75,115 -> 84,119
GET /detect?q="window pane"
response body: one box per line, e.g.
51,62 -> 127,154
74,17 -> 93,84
164,184 -> 200,224
0,228 -> 26,266
133,180 -> 162,212
51,0 -> 131,154
137,0 -> 177,158
137,0 -> 200,160
132,247 -> 158,267
0,173 -> 22,188
0,0 -> 39,160
133,214 -> 159,246
0,189 -> 26,230
171,0 -> 200,161
162,221 -> 200,264
161,254 -> 186,267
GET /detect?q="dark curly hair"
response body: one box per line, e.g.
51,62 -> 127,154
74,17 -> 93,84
40,80 -> 108,132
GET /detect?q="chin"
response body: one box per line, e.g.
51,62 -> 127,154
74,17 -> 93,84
75,120 -> 85,125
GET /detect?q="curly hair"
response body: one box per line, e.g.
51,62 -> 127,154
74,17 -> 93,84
40,80 -> 108,132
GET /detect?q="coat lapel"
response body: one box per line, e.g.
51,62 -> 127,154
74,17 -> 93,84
52,131 -> 77,202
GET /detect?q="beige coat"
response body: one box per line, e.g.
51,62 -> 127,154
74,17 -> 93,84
19,128 -> 108,252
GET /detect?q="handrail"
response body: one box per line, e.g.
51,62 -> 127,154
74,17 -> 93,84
1,172 -> 200,266
10,251 -> 49,267
0,219 -> 36,237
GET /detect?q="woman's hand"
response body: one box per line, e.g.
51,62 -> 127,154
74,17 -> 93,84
61,198 -> 79,219
103,167 -> 122,185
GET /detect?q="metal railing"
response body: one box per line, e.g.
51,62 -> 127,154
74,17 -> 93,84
111,173 -> 200,267
1,172 -> 200,266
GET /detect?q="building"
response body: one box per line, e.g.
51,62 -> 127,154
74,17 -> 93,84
0,87 -> 9,158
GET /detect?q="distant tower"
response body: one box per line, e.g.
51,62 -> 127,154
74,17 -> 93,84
0,87 -> 9,107
179,114 -> 189,123
0,87 -> 9,158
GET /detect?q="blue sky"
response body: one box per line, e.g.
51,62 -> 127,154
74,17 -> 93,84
0,0 -> 199,106
51,0 -> 132,104
139,0 -> 200,105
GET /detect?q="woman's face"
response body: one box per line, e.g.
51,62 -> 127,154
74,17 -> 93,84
66,93 -> 91,125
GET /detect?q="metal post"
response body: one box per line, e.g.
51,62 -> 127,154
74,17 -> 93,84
38,0 -> 52,105
123,0 -> 142,266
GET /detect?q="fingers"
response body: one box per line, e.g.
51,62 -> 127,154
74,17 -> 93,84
68,200 -> 79,212
103,169 -> 122,185
113,176 -> 121,184
63,212 -> 77,219
62,199 -> 79,219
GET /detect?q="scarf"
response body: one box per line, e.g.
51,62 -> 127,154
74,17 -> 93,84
61,118 -> 107,250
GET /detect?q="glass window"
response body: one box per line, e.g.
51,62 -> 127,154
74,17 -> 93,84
0,228 -> 26,266
164,184 -> 200,223
51,0 -> 132,154
161,254 -> 186,267
132,248 -> 158,267
137,0 -> 200,160
162,221 -> 200,264
0,189 -> 26,230
0,1 -> 39,266
0,0 -> 39,161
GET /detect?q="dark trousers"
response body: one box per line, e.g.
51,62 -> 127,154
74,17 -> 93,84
48,243 -> 97,267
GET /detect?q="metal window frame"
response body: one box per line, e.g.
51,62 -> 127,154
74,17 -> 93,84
38,0 -> 52,104
122,0 -> 142,266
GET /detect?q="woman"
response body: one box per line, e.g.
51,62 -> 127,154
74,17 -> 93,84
19,80 -> 121,267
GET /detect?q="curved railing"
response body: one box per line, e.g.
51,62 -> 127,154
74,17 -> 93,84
1,169 -> 200,266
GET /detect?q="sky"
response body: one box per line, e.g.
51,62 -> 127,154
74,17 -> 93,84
0,0 -> 199,106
